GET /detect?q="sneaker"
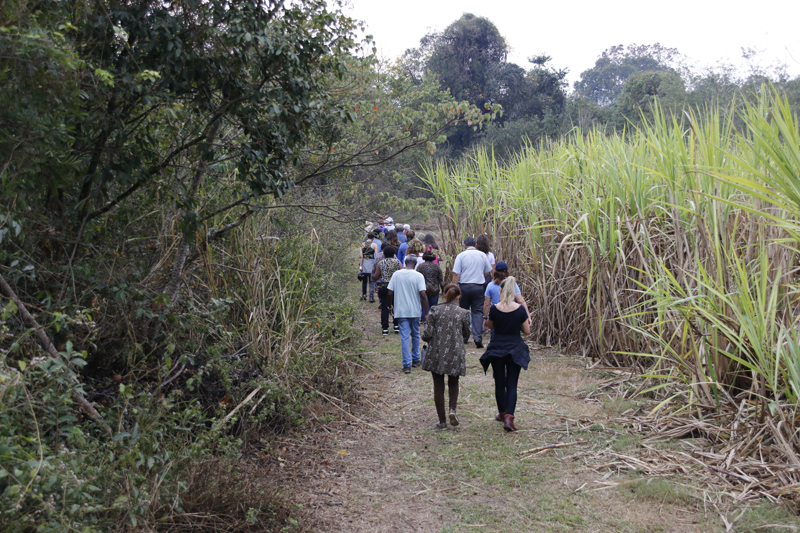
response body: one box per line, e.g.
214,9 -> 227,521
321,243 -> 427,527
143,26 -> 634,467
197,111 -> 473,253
475,340 -> 484,349
403,366 -> 411,374
394,326 -> 400,334
411,360 -> 421,368
463,338 -> 469,345
382,329 -> 389,336
369,296 -> 375,303
435,421 -> 447,429
449,410 -> 459,427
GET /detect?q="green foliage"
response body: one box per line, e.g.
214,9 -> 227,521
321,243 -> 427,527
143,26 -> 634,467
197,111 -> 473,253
0,211 -> 361,530
617,70 -> 687,126
422,91 -> 800,465
0,10 -> 83,193
574,43 -> 682,107
0,355 -> 210,530
401,14 -> 568,154
423,13 -> 508,108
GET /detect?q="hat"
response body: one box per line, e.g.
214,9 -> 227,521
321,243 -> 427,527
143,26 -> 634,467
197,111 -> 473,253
404,224 -> 411,231
385,216 -> 394,223
463,236 -> 477,247
495,261 -> 508,272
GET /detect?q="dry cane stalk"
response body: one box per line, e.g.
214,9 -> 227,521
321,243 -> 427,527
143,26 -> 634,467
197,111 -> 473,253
518,440 -> 588,457
0,274 -> 112,435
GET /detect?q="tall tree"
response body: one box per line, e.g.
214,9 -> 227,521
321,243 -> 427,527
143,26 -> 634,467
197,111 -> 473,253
574,44 -> 681,106
402,14 -> 568,154
617,70 -> 686,126
424,13 -> 508,110
0,0 -> 494,308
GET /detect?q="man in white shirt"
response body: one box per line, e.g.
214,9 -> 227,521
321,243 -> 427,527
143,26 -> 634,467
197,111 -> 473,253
452,236 -> 492,348
388,256 -> 429,373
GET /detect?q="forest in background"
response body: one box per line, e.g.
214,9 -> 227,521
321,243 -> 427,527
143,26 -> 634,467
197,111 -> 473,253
2,1 -> 800,531
399,13 -> 800,161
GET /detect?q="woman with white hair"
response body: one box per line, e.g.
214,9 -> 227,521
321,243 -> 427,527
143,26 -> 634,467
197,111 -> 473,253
479,276 -> 530,432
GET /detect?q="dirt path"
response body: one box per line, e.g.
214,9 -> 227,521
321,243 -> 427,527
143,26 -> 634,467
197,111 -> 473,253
266,293 -> 800,532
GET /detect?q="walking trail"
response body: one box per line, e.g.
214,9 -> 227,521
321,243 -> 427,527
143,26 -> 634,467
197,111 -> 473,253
264,289 -> 800,532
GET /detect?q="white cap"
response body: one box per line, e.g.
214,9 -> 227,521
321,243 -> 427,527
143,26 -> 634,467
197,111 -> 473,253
385,217 -> 393,223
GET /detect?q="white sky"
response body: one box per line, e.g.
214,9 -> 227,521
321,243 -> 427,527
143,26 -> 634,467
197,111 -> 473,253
342,0 -> 800,89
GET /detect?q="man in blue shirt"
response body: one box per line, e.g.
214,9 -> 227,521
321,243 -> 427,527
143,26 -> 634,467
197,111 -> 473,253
388,256 -> 429,373
398,229 -> 413,264
397,224 -> 408,244
452,237 -> 492,348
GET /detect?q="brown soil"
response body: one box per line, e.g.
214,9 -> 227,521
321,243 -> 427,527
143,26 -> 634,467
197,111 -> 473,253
264,294 -> 800,533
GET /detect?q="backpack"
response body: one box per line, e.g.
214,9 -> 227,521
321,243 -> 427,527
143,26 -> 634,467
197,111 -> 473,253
362,243 -> 375,259
425,282 -> 439,298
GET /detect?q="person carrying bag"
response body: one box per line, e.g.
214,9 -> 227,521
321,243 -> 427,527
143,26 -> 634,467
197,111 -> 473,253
421,284 -> 471,429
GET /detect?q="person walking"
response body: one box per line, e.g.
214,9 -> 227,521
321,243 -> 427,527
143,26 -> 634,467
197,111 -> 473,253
451,237 -> 492,348
406,238 -> 426,269
397,224 -> 407,244
385,229 -> 402,251
476,234 -> 496,287
423,234 -> 440,264
374,246 -> 402,336
480,277 -> 531,432
416,250 -> 443,321
421,284 -> 471,429
358,230 -> 380,302
388,255 -> 429,373
397,229 -> 412,265
483,262 -> 531,335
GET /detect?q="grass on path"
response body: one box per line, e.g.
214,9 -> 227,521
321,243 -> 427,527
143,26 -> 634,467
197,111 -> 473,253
266,283 -> 800,533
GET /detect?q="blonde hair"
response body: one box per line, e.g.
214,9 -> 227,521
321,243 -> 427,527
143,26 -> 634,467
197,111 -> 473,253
499,276 -> 517,306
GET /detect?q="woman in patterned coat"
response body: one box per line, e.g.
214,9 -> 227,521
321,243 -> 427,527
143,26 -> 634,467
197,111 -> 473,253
421,284 -> 471,429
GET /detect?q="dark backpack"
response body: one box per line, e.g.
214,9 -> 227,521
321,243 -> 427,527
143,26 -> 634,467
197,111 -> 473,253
362,243 -> 375,259
425,282 -> 438,298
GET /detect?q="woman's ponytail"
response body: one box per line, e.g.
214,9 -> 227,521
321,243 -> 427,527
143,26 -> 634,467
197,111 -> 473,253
443,284 -> 461,303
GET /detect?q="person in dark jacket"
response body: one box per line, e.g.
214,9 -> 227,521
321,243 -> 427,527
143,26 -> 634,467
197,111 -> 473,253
421,284 -> 470,429
480,276 -> 530,432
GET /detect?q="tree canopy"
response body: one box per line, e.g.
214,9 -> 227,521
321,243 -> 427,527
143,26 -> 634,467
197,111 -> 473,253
574,44 -> 682,106
400,14 -> 567,155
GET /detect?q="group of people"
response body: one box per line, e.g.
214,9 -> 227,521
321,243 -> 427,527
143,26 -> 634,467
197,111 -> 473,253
357,218 -> 531,433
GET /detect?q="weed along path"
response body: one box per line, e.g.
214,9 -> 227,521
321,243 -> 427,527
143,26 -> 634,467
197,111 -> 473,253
268,293 -> 800,532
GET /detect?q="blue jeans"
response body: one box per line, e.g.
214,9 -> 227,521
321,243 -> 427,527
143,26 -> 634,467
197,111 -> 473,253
421,293 -> 439,321
397,317 -> 421,368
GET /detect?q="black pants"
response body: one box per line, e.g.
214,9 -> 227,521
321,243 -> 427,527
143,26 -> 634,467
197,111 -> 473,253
459,283 -> 485,343
360,274 -> 371,296
432,373 -> 459,423
490,355 -> 522,416
377,285 -> 396,330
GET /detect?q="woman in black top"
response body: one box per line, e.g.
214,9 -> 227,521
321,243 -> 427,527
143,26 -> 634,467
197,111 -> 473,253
480,276 -> 531,432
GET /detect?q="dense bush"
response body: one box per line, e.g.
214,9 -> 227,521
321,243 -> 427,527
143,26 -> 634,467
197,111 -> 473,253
0,210 -> 360,531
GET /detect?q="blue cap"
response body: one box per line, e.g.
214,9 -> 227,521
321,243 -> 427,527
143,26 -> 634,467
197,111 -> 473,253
495,261 -> 508,272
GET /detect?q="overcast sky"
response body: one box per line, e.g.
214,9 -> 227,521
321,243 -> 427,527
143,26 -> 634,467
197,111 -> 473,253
342,0 -> 800,88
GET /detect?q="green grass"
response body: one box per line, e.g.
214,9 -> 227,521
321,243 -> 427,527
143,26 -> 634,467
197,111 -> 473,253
734,503 -> 800,533
601,396 -> 640,416
619,477 -> 696,506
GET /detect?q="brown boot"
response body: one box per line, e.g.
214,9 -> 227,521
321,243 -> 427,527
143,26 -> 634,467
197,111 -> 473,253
495,412 -> 505,422
503,414 -> 516,432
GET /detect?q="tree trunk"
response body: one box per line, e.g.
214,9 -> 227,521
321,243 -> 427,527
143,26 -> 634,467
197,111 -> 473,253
0,274 -> 112,435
